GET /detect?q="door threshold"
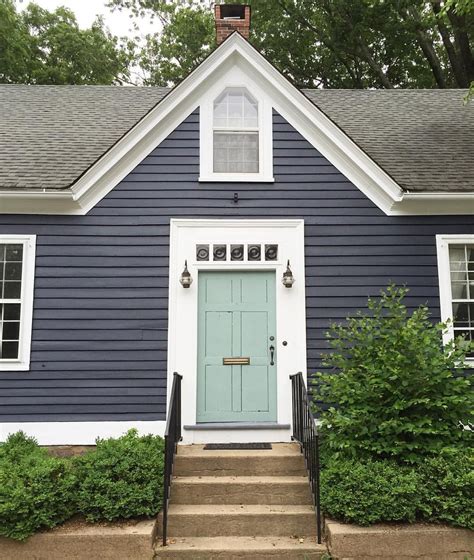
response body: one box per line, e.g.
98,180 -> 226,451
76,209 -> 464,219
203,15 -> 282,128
184,422 -> 291,431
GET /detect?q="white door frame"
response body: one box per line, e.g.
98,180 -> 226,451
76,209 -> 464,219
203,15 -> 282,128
167,219 -> 307,443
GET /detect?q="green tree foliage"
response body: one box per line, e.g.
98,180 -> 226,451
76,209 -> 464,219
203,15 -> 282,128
315,285 -> 473,464
108,0 -> 473,88
0,432 -> 76,541
0,0 -> 132,84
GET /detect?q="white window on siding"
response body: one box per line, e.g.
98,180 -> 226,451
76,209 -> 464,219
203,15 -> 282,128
436,235 -> 474,360
0,235 -> 36,371
213,87 -> 259,174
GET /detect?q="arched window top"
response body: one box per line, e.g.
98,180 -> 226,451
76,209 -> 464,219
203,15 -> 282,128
213,87 -> 258,129
212,87 -> 259,174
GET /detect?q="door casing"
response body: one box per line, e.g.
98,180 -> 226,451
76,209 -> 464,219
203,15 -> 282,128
167,219 -> 307,442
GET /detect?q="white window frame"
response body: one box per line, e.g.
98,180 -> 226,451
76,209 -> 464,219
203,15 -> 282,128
436,234 -> 474,364
199,64 -> 274,183
0,235 -> 36,371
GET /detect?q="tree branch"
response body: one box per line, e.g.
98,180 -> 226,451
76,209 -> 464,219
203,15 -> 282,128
431,1 -> 468,87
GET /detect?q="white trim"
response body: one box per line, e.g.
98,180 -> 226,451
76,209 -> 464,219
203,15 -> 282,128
0,421 -> 166,446
436,234 -> 474,365
1,34 -> 472,215
0,235 -> 36,371
200,78 -> 273,182
168,219 -> 306,444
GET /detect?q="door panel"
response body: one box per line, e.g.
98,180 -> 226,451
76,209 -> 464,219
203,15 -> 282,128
197,271 -> 276,423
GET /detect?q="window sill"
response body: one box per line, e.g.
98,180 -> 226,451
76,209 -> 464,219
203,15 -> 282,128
199,174 -> 275,183
0,360 -> 30,371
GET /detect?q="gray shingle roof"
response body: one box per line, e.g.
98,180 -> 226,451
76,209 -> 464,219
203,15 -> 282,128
303,89 -> 473,193
0,84 -> 168,190
0,84 -> 472,193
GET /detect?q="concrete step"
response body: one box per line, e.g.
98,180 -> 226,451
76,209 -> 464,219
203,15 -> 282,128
171,476 -> 313,505
174,444 -> 306,477
154,536 -> 327,559
164,504 -> 317,538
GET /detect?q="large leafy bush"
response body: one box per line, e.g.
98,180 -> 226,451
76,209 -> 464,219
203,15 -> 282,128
74,429 -> 164,522
315,285 -> 472,463
0,432 -> 76,540
321,450 -> 473,529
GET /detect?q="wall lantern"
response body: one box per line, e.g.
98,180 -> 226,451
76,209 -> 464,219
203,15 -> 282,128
179,260 -> 193,288
282,260 -> 295,288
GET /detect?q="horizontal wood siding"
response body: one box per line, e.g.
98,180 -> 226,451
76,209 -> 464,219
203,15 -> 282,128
0,110 -> 473,422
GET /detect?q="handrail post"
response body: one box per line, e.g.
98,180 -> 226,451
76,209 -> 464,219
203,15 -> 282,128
162,372 -> 183,547
289,372 -> 322,544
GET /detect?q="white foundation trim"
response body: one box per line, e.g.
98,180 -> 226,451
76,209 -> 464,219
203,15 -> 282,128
168,219 -> 307,444
0,421 -> 166,446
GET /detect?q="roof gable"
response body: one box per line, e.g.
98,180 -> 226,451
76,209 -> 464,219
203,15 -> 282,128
0,34 -> 473,215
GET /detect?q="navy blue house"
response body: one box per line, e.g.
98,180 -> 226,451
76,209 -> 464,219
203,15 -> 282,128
0,18 -> 472,445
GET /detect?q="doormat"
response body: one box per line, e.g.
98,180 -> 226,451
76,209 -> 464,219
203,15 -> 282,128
203,443 -> 272,450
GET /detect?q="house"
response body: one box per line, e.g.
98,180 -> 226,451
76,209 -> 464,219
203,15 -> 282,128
0,4 -> 473,448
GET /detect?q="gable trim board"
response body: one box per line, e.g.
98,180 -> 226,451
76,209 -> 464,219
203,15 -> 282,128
0,34 -> 472,216
168,219 -> 306,444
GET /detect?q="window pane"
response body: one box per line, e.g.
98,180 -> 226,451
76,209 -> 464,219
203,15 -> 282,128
265,245 -> 278,261
4,303 -> 21,321
5,245 -> 23,261
213,245 -> 227,261
4,282 -> 21,299
5,262 -> 22,281
3,321 -> 20,340
230,245 -> 244,261
1,341 -> 19,359
213,87 -> 258,129
248,245 -> 261,261
196,245 -> 209,261
213,132 -> 259,173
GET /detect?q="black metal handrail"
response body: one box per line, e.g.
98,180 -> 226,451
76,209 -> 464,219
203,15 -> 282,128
290,372 -> 322,544
162,372 -> 183,547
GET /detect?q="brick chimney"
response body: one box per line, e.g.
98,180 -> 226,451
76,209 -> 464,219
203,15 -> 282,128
215,4 -> 251,45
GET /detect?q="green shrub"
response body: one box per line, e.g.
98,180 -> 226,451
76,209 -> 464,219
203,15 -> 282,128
315,285 -> 473,464
420,450 -> 474,529
74,429 -> 164,522
321,449 -> 473,529
0,432 -> 76,541
321,456 -> 427,525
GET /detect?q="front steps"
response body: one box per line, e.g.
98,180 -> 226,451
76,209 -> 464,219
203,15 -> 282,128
155,443 -> 326,559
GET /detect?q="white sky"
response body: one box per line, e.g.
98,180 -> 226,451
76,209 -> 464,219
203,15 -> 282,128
18,0 -> 157,38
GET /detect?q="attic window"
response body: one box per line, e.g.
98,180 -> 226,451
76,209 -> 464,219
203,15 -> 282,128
213,88 -> 259,174
199,81 -> 274,183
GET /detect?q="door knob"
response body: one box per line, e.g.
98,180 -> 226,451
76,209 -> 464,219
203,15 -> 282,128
269,345 -> 275,366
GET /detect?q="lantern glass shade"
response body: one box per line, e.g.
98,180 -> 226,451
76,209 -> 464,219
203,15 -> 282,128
180,260 -> 193,288
282,260 -> 295,288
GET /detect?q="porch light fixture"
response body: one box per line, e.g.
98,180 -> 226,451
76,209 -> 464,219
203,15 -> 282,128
282,260 -> 295,288
179,260 -> 193,288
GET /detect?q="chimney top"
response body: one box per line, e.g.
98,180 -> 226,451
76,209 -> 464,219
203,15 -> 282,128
214,4 -> 251,45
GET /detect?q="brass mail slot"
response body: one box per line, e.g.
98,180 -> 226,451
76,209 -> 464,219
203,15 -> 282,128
223,357 -> 250,366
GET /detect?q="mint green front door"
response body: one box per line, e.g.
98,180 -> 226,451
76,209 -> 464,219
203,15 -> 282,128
197,271 -> 277,423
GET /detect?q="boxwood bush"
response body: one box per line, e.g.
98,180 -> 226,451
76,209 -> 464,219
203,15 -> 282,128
0,432 -> 76,541
0,429 -> 165,540
321,449 -> 473,529
74,429 -> 165,522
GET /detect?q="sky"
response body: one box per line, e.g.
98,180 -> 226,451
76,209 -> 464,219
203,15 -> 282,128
17,0 -> 157,38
